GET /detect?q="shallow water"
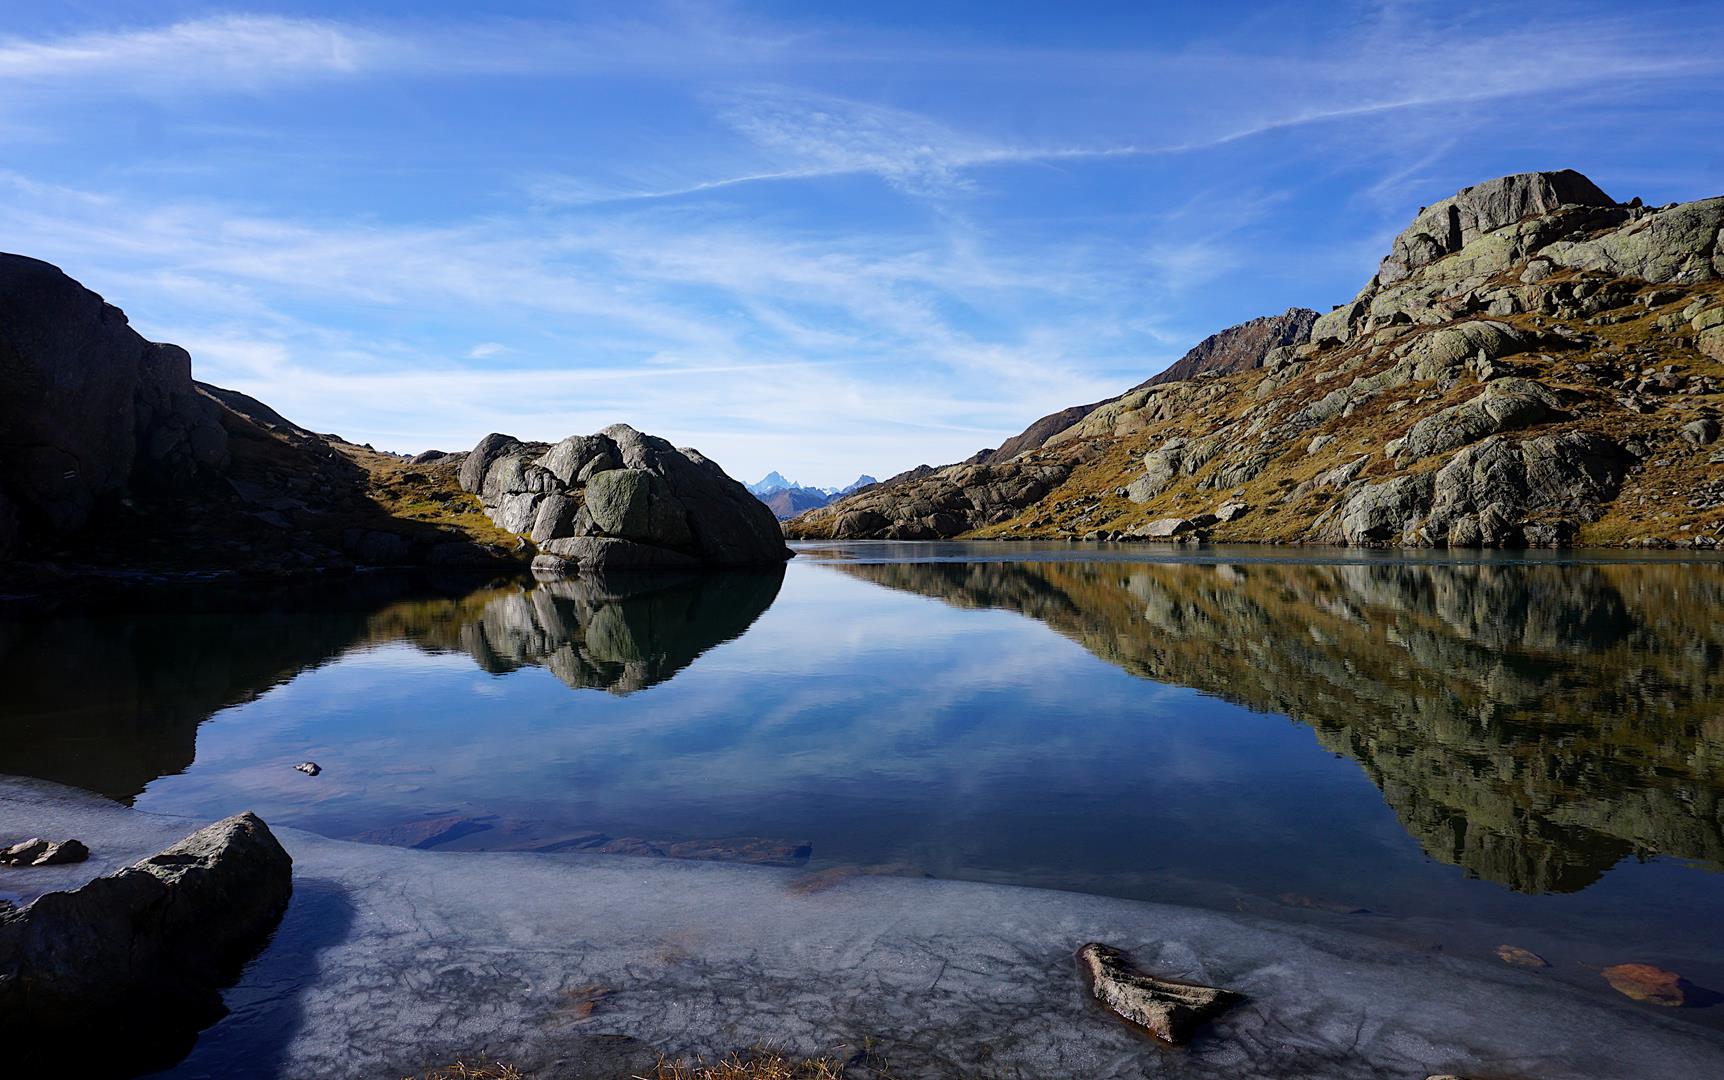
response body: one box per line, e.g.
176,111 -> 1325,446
5,543 -> 1724,1027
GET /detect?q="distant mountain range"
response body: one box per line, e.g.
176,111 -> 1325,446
746,472 -> 878,520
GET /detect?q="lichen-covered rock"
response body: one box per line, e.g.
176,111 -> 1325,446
466,426 -> 788,572
1376,171 -> 1615,288
1336,430 -> 1629,547
1136,517 -> 1196,538
0,813 -> 292,1073
1388,378 -> 1564,462
1682,418 -> 1721,446
1544,196 -> 1724,284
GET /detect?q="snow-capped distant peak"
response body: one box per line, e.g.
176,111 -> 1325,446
747,471 -> 794,495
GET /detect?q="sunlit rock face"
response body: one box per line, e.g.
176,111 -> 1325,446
0,568 -> 782,798
833,557 -> 1724,894
459,425 -> 792,571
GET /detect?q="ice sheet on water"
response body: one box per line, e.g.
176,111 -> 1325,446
4,776 -> 1720,1079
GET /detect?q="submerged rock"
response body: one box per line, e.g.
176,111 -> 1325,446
1602,962 -> 1685,1006
1496,945 -> 1549,969
1078,942 -> 1242,1044
0,812 -> 293,1073
294,761 -> 321,776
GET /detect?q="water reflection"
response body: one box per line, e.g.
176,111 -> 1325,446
831,558 -> 1724,894
0,568 -> 782,800
371,569 -> 785,694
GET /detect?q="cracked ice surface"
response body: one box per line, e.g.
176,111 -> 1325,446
5,778 -> 1720,1079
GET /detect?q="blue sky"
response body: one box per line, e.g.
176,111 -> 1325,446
4,2 -> 1722,486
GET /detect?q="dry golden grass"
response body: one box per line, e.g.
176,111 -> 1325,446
342,443 -> 521,548
407,1062 -> 523,1080
639,1051 -> 849,1079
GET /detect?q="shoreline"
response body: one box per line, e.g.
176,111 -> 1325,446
6,776 -> 1721,1080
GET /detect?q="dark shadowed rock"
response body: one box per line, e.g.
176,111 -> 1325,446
467,424 -> 790,572
0,812 -> 293,1074
1141,307 -> 1318,387
992,400 -> 1109,462
0,253 -> 229,545
1078,942 -> 1241,1044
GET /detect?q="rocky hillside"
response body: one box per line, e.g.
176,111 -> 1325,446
788,170 -> 1724,548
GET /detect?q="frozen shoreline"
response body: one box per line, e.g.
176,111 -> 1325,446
4,776 -> 1720,1079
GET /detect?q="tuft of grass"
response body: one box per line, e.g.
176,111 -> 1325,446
407,1063 -> 523,1080
639,1051 -> 852,1079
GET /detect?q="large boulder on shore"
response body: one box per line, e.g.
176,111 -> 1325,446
460,424 -> 791,572
0,253 -> 229,555
0,812 -> 293,1075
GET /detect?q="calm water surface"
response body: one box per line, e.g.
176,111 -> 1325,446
6,543 -> 1724,1019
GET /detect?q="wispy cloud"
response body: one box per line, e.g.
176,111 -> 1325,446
0,15 -> 387,88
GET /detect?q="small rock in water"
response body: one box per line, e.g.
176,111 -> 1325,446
1276,891 -> 1369,915
1,838 -> 49,865
1077,942 -> 1241,1044
1602,962 -> 1685,1006
294,762 -> 322,776
1,838 -> 88,866
1496,944 -> 1550,969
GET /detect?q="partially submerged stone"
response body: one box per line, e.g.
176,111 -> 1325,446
0,837 -> 87,866
0,813 -> 293,1073
1602,962 -> 1685,1006
1078,942 -> 1241,1044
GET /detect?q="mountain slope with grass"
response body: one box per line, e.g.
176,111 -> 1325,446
787,170 -> 1724,549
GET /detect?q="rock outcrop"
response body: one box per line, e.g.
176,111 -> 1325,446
0,813 -> 293,1074
0,254 -> 229,555
791,170 -> 1724,548
459,425 -> 791,571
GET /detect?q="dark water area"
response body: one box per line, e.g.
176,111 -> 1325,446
5,544 -> 1724,1022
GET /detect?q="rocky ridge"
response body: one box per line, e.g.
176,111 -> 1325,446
788,170 -> 1724,548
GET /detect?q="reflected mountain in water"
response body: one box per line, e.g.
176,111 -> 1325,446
0,568 -> 782,800
834,559 -> 1724,894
